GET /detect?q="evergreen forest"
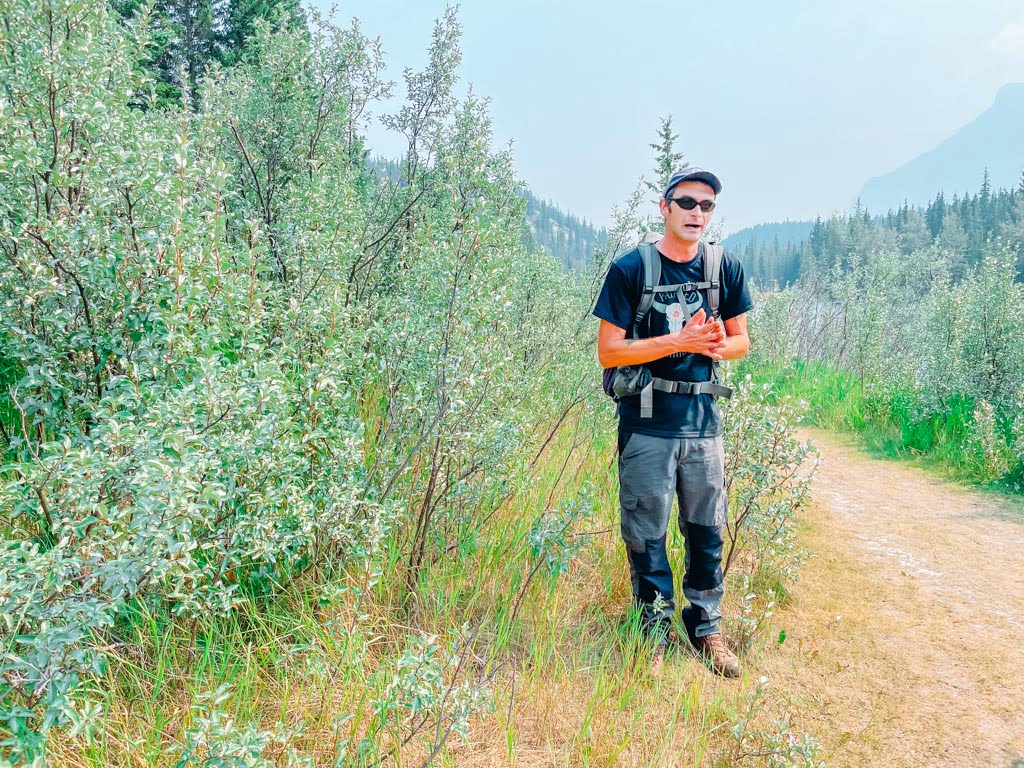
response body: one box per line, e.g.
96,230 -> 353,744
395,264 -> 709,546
736,169 -> 1024,288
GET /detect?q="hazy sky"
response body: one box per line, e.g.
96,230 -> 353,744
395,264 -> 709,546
308,1 -> 1024,234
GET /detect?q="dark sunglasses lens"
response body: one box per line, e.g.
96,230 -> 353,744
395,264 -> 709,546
673,196 -> 715,212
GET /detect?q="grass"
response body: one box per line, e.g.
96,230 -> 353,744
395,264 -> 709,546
740,358 -> 1023,493
0,354 -> 18,447
45,410 -> 814,767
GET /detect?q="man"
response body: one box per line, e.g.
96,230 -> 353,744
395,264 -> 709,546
593,166 -> 753,676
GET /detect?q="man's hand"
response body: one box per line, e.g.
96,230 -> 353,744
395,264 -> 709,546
672,309 -> 727,360
597,310 -> 743,369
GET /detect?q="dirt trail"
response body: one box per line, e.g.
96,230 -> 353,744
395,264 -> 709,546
761,429 -> 1024,768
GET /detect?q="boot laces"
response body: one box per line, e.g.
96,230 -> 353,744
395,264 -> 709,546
702,633 -> 735,659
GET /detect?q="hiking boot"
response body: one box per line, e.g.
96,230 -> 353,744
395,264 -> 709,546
693,633 -> 740,678
648,640 -> 667,676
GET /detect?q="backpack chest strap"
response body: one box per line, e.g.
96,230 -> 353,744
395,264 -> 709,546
647,280 -> 718,294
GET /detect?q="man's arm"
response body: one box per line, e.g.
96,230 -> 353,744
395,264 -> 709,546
717,313 -> 750,361
597,308 -> 726,368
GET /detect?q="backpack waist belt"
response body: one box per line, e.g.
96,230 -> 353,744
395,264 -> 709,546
639,378 -> 734,418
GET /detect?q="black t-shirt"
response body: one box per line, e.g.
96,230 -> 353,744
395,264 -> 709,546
593,243 -> 754,438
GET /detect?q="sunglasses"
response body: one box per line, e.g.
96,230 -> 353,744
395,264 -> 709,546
666,195 -> 716,213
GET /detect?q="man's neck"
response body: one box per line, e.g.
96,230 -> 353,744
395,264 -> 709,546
657,232 -> 701,263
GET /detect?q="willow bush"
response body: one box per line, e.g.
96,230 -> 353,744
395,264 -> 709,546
0,1 -> 590,761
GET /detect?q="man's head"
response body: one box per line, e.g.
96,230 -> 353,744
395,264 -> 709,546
659,166 -> 722,245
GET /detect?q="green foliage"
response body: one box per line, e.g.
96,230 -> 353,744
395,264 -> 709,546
380,5 -> 461,181
0,1 -> 603,761
720,372 -> 817,648
175,684 -> 312,768
221,0 -> 307,67
725,677 -> 824,767
527,489 -> 596,577
114,0 -> 220,108
747,243 -> 1024,489
112,0 -> 308,108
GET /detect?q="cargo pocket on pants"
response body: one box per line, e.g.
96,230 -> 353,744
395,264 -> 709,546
620,492 -> 672,554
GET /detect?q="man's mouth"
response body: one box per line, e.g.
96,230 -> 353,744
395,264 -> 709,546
685,223 -> 702,231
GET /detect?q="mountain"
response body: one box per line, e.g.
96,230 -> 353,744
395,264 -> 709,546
721,220 -> 815,251
858,83 -> 1024,213
522,190 -> 608,272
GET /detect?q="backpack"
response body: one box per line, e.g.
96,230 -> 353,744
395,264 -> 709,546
601,239 -> 733,417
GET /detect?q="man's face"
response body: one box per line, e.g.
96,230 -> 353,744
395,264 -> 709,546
659,180 -> 716,244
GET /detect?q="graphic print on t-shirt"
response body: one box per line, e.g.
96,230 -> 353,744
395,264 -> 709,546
650,288 -> 704,334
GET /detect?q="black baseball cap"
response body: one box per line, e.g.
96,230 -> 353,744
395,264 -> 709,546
663,166 -> 722,197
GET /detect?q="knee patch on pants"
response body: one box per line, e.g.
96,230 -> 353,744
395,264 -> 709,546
684,522 -> 724,591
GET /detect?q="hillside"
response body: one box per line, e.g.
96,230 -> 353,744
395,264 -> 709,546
370,157 -> 606,272
722,220 -> 815,250
859,83 -> 1024,213
523,190 -> 608,271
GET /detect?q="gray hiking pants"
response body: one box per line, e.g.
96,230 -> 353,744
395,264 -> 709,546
617,430 -> 727,640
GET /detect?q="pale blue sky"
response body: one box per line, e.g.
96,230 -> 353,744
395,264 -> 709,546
309,1 -> 1024,234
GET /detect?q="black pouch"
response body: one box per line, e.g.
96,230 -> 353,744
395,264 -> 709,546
602,365 -> 652,400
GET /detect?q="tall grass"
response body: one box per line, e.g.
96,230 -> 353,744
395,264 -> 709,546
43,399 -> 818,767
0,354 -> 17,448
740,357 -> 1016,489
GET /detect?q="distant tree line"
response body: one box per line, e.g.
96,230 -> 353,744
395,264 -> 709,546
369,156 -> 608,272
737,168 -> 1024,288
522,192 -> 608,272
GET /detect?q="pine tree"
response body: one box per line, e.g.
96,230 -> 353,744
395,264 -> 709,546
897,206 -> 931,254
925,191 -> 945,237
112,0 -> 306,108
645,115 -> 685,202
222,0 -> 306,66
938,209 -> 969,279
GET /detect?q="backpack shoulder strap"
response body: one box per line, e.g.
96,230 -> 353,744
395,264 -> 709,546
632,244 -> 661,336
703,242 -> 724,319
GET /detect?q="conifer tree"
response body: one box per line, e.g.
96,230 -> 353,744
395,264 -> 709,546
222,0 -> 306,65
645,115 -> 685,203
112,0 -> 306,107
113,0 -> 220,107
925,191 -> 946,237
